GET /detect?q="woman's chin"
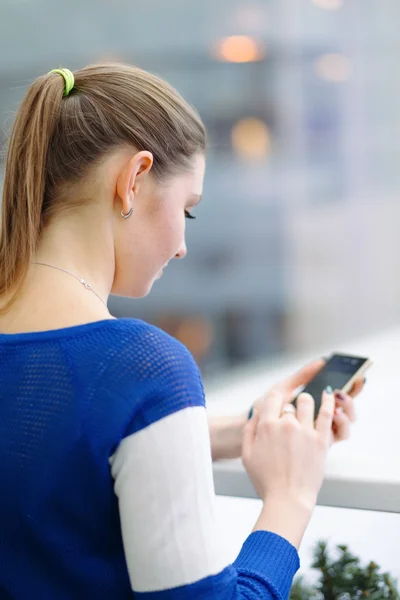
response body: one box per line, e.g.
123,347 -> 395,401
110,269 -> 164,298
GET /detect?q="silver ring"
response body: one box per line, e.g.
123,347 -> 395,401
280,404 -> 296,416
121,207 -> 133,219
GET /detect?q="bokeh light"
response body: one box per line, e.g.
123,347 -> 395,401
213,36 -> 264,63
315,54 -> 352,82
231,118 -> 271,160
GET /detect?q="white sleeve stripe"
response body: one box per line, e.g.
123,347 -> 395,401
109,406 -> 230,593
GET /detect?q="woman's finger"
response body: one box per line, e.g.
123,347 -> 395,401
332,409 -> 351,442
347,377 -> 365,398
334,390 -> 356,423
257,389 -> 285,421
296,393 -> 315,430
315,388 -> 335,439
276,359 -> 326,395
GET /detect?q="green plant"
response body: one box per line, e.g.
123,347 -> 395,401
290,541 -> 399,600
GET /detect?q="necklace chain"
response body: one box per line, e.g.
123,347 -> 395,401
31,262 -> 108,308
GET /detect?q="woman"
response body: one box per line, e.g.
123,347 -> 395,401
0,64 -> 362,599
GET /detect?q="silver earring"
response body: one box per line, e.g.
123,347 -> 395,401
121,207 -> 133,219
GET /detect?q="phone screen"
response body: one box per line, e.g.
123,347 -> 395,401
294,354 -> 369,415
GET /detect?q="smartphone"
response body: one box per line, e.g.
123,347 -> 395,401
293,353 -> 372,415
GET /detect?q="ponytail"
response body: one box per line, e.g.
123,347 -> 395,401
0,74 -> 64,313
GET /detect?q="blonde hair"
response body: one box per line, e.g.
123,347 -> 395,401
0,63 -> 206,314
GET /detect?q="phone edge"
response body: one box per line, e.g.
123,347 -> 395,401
341,359 -> 373,394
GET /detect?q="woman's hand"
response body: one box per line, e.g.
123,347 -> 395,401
207,361 -> 366,461
252,369 -> 365,446
243,386 -> 336,512
209,359 -> 326,461
330,377 -> 365,443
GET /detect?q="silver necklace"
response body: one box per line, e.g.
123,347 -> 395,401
31,262 -> 108,308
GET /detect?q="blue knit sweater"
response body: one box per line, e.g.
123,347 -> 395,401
0,318 -> 300,599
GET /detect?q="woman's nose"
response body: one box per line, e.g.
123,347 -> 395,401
175,242 -> 187,260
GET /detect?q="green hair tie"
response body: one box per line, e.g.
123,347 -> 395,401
50,68 -> 75,96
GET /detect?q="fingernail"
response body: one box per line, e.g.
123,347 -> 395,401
335,391 -> 346,402
335,406 -> 344,415
248,406 -> 254,420
325,385 -> 333,394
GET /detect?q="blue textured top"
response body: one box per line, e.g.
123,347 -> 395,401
0,318 -> 300,599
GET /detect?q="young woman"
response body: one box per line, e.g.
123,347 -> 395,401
0,64 -> 362,599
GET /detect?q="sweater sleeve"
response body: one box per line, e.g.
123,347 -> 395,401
109,326 -> 300,599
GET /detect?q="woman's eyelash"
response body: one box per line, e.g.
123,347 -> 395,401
185,210 -> 196,220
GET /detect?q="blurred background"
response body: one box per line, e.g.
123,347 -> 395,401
1,0 -> 400,586
1,0 -> 400,379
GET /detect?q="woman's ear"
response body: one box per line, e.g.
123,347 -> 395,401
116,151 -> 154,210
